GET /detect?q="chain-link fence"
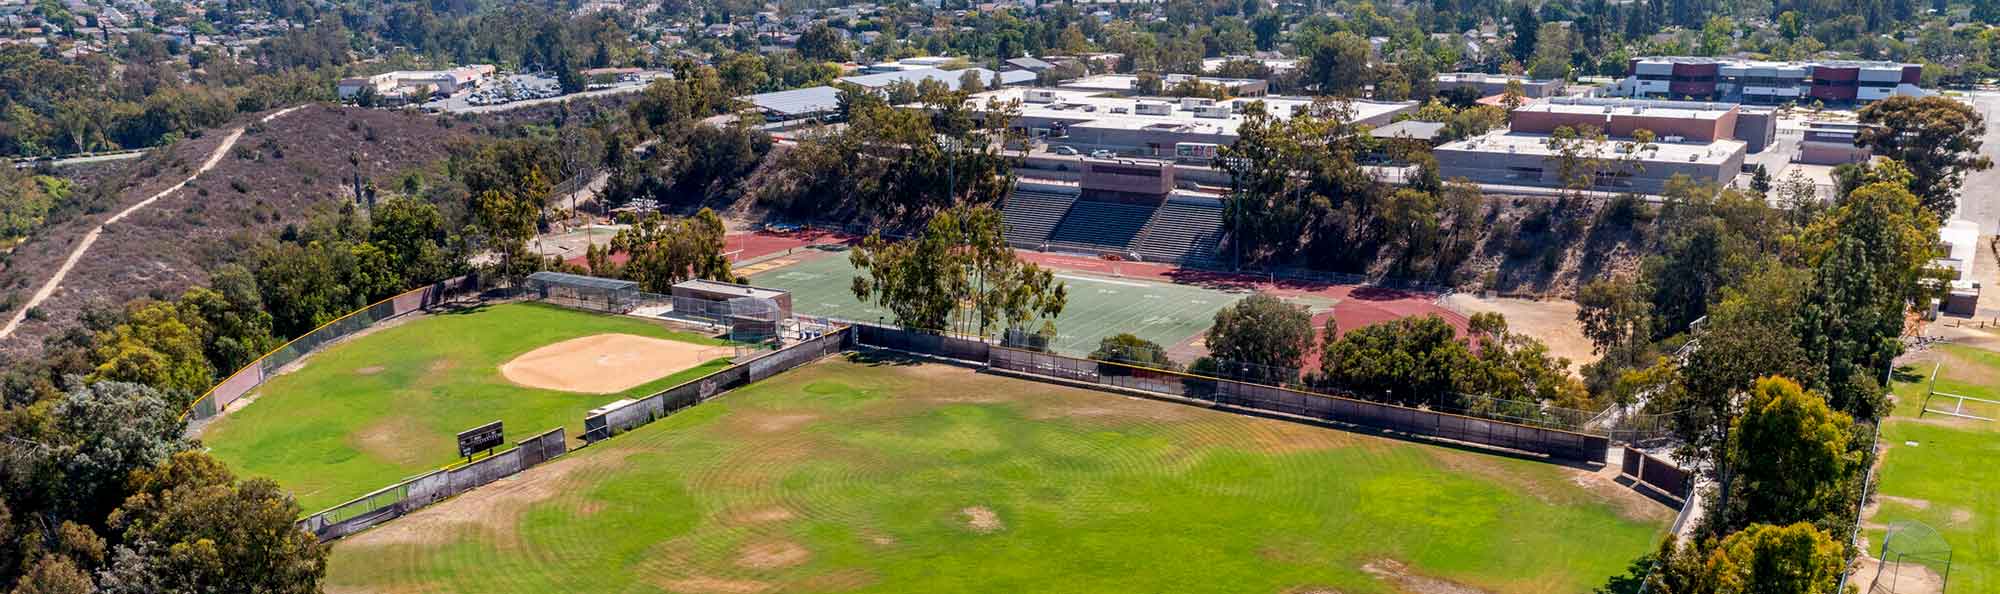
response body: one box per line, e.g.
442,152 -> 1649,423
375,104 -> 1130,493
1082,340 -> 1666,438
1870,521 -> 1953,594
182,275 -> 477,426
297,427 -> 567,541
582,328 -> 850,442
988,345 -> 1610,462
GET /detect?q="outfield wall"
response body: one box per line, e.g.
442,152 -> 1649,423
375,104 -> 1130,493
987,346 -> 1610,463
298,427 -> 568,541
583,329 -> 849,442
184,275 -> 476,425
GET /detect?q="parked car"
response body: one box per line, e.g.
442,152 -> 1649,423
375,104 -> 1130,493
1052,145 -> 1078,156
1090,149 -> 1116,159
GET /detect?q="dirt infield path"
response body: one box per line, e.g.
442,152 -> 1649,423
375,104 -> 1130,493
0,105 -> 307,340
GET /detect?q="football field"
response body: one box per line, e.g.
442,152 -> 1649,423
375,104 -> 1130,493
748,247 -> 1243,355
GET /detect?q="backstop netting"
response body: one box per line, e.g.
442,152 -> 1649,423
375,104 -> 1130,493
526,271 -> 643,314
1870,521 -> 1953,594
727,296 -> 782,350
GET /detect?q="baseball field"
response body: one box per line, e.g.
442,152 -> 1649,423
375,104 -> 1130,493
321,355 -> 1672,594
201,302 -> 734,511
1866,344 -> 2000,594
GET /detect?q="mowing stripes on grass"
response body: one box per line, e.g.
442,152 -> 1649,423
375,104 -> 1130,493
1866,344 -> 2000,594
326,356 -> 1671,594
750,249 -> 1241,356
202,302 -> 731,511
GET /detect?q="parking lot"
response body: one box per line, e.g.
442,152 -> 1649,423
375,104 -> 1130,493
418,72 -> 661,114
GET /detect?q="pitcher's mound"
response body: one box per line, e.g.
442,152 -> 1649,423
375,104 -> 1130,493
501,333 -> 726,394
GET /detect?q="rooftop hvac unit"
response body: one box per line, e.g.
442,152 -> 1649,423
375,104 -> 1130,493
1180,97 -> 1216,109
1025,89 -> 1059,103
1662,135 -> 1685,143
1193,105 -> 1231,118
1135,102 -> 1172,115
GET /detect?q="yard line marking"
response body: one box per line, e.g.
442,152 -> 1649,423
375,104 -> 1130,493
1054,273 -> 1153,288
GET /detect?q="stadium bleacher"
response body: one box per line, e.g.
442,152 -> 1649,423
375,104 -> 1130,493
1002,186 -> 1229,265
1132,197 -> 1226,265
1001,188 -> 1077,248
1046,199 -> 1155,253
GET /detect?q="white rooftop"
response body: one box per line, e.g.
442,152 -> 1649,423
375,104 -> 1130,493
970,87 -> 1411,130
1438,131 -> 1746,165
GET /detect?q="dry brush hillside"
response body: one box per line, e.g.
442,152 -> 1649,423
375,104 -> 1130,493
0,105 -> 477,356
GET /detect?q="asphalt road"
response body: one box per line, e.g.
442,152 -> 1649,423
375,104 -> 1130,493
1958,91 -> 2000,235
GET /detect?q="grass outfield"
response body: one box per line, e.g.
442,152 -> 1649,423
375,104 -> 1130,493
749,247 -> 1243,355
324,356 -> 1672,594
1868,344 -> 2000,594
202,302 -> 731,512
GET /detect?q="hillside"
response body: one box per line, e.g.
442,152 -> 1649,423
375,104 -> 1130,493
0,105 -> 478,357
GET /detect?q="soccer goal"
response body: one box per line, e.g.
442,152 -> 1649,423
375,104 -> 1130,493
1920,361 -> 2000,422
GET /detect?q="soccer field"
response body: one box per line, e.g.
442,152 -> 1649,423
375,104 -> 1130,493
1869,344 -> 2000,594
202,302 -> 732,511
749,247 -> 1244,355
323,355 -> 1672,594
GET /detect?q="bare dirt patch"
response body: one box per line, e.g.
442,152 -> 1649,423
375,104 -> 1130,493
351,416 -> 431,468
726,506 -> 797,525
355,365 -> 386,375
654,576 -> 773,594
1443,294 -> 1595,371
1855,553 -> 1948,594
734,412 -> 819,434
337,452 -> 630,549
960,506 -> 1004,533
500,333 -> 724,393
735,540 -> 811,570
857,529 -> 897,547
1361,559 -> 1494,594
1934,348 -> 2000,385
1878,495 -> 1934,510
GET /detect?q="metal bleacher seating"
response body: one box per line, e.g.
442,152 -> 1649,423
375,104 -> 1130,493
1131,196 -> 1226,265
1001,188 -> 1077,248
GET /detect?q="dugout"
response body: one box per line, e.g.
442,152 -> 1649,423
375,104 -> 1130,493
526,271 -> 643,314
670,279 -> 793,338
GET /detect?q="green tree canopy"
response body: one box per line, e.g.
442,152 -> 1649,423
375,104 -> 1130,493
1202,294 -> 1313,384
1719,377 -> 1860,533
1856,95 -> 1992,217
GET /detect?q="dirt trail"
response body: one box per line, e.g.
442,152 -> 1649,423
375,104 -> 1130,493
0,105 -> 307,339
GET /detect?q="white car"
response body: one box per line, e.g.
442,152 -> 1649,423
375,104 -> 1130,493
1052,146 -> 1078,156
1090,149 -> 1116,159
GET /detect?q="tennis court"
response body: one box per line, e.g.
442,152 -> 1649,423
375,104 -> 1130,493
749,247 -> 1244,356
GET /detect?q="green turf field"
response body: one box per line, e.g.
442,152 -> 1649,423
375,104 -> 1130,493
750,247 -> 1243,355
324,355 -> 1671,594
1869,344 -> 2000,594
202,302 -> 732,511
